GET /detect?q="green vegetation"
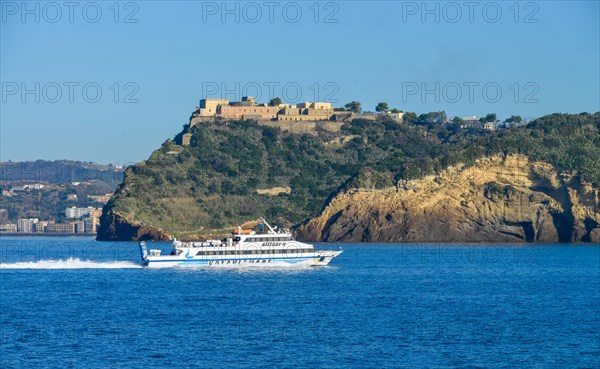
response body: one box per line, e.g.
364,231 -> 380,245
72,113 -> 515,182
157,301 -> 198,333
344,101 -> 362,113
484,181 -> 517,202
269,97 -> 282,106
375,102 -> 389,113
107,112 -> 600,236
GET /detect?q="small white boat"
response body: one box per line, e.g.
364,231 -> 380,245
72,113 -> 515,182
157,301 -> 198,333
138,218 -> 342,268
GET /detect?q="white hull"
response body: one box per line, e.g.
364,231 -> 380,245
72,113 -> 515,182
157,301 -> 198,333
138,218 -> 342,269
143,251 -> 342,268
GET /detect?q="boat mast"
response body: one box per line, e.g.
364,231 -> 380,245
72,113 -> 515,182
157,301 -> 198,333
260,217 -> 277,234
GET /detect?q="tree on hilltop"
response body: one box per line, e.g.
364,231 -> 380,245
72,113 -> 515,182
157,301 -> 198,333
505,115 -> 523,124
269,97 -> 282,106
485,113 -> 497,122
345,101 -> 362,113
375,102 -> 389,113
403,112 -> 418,123
452,117 -> 465,125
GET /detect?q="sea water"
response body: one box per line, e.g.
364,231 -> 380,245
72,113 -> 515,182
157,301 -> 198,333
0,237 -> 598,368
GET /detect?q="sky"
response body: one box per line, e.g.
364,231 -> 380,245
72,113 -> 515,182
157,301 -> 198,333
1,0 -> 599,164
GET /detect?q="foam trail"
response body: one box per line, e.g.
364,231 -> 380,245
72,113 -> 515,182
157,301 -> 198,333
0,257 -> 142,269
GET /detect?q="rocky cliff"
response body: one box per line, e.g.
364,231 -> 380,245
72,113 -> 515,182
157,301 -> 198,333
96,209 -> 170,241
294,155 -> 600,243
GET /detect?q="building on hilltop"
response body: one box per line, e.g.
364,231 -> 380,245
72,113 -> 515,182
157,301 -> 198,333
197,98 -> 230,117
462,116 -> 481,128
384,111 -> 404,121
219,96 -> 280,120
483,122 -> 495,130
277,102 -> 334,122
193,97 -> 336,124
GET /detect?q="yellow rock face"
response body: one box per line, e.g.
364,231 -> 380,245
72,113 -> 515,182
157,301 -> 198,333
255,187 -> 292,196
295,155 -> 600,243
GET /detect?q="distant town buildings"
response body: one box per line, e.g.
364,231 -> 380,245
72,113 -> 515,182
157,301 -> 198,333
73,220 -> 85,234
0,224 -> 17,233
88,193 -> 112,203
17,218 -> 38,233
46,222 -> 75,234
0,208 -> 102,235
34,221 -> 48,233
84,217 -> 98,234
11,183 -> 44,191
65,206 -> 98,219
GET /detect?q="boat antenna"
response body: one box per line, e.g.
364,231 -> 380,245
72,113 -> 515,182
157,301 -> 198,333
260,217 -> 276,234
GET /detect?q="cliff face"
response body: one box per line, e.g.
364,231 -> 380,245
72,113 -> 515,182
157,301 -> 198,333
294,155 -> 600,243
96,209 -> 170,241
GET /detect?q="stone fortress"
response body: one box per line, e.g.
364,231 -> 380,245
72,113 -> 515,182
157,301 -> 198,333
179,96 -> 404,146
193,96 -> 338,123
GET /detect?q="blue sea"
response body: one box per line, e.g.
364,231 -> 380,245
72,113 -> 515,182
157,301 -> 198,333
0,237 -> 598,369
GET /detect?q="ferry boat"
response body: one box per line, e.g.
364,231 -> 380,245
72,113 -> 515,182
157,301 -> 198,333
138,218 -> 342,268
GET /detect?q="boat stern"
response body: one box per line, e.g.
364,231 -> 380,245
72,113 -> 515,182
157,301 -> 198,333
138,241 -> 149,266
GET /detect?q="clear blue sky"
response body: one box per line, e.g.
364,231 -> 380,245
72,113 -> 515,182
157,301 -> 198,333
1,0 -> 599,164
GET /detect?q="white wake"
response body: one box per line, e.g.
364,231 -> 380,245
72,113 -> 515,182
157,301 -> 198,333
0,257 -> 142,269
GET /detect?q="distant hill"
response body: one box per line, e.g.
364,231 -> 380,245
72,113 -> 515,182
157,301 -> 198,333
0,160 -> 125,223
0,160 -> 124,186
97,112 -> 600,242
